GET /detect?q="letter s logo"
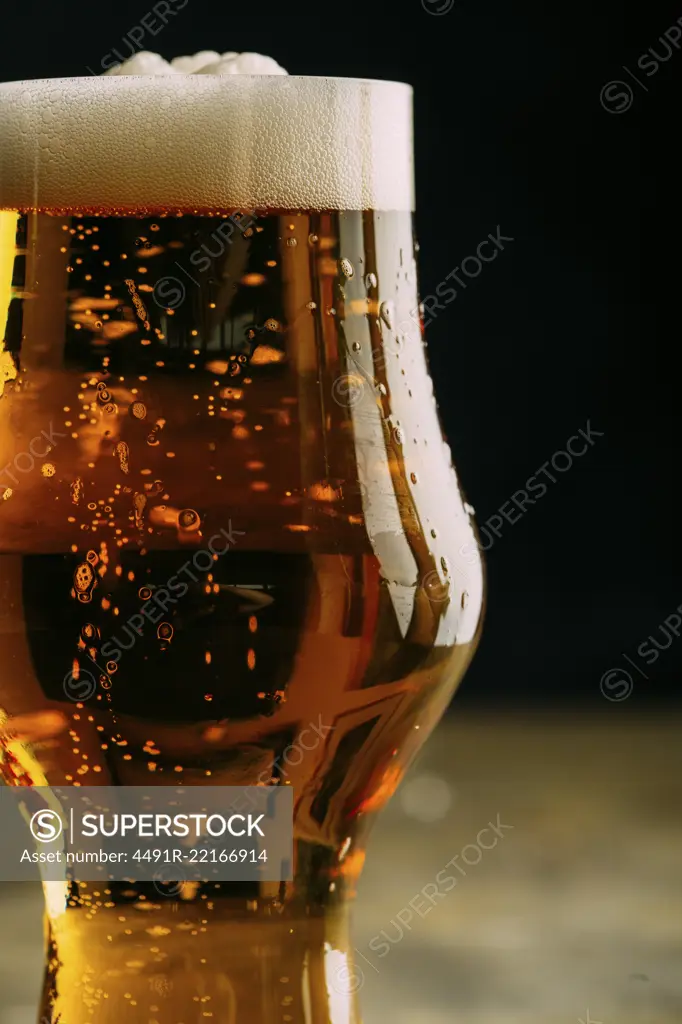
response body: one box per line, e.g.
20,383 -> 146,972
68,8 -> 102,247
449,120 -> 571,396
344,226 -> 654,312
30,809 -> 64,842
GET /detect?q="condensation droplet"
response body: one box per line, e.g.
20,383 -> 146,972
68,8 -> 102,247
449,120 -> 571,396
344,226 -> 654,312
157,622 -> 173,642
365,272 -> 377,290
441,556 -> 450,575
81,623 -> 99,641
94,320 -> 103,329
178,509 -> 201,532
351,342 -> 361,352
461,591 -> 469,609
138,586 -> 152,600
394,426 -> 404,444
74,562 -> 95,598
228,363 -> 241,377
379,301 -> 393,330
96,382 -> 108,392
339,258 -> 354,279
264,318 -> 280,332
131,402 -> 147,420
306,301 -> 317,310
115,441 -> 130,474
71,477 -> 83,504
106,661 -> 118,674
308,234 -> 319,246
86,550 -> 99,565
41,463 -> 56,478
410,471 -> 418,484
133,492 -> 147,528
146,433 -> 160,446
286,238 -> 297,248
1,487 -> 12,501
98,389 -> 111,403
376,383 -> 387,396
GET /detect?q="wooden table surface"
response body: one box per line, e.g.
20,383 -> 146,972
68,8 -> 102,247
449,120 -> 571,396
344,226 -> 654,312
1,711 -> 681,1024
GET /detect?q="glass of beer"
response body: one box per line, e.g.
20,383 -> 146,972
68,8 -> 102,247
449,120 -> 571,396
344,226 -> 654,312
0,73 -> 484,1023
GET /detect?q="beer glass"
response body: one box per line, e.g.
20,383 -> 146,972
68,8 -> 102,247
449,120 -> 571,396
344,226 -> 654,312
0,73 -> 484,1024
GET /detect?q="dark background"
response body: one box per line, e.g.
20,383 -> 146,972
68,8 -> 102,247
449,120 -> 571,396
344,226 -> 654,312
1,0 -> 679,709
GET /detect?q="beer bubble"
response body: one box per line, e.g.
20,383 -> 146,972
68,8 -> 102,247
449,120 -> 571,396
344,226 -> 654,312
178,508 -> 201,531
308,234 -> 319,245
264,318 -> 280,332
106,661 -> 118,674
237,354 -> 248,363
94,320 -> 103,329
81,623 -> 99,641
104,403 -> 117,415
228,363 -> 241,377
138,586 -> 153,600
339,258 -> 354,278
98,389 -> 111,403
96,382 -> 108,391
146,433 -> 160,446
131,402 -> 147,419
157,622 -> 174,642
306,301 -> 317,310
100,675 -> 112,690
286,237 -> 298,248
41,463 -> 56,478
86,550 -> 99,565
1,487 -> 12,501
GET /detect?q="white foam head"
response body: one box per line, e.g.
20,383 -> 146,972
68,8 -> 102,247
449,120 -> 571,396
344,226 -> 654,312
0,57 -> 414,212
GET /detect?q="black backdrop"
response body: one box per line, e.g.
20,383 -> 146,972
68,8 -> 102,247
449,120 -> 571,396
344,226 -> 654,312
1,0 -> 680,709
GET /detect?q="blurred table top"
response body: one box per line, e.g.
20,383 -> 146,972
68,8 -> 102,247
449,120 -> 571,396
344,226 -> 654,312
1,711 -> 681,1024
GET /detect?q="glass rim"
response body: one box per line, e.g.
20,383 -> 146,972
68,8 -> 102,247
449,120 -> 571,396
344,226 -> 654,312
0,74 -> 413,93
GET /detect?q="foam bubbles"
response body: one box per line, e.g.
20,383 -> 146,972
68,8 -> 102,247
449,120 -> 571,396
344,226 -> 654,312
0,60 -> 414,212
104,49 -> 287,77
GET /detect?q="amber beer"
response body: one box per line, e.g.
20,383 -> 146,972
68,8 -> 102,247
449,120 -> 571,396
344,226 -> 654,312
0,73 -> 483,1024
